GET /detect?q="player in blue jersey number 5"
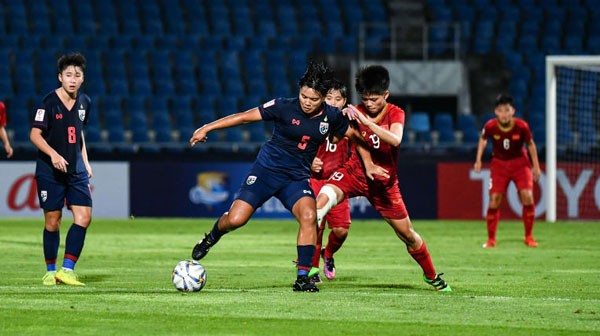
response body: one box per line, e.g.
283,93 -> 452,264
189,62 -> 361,292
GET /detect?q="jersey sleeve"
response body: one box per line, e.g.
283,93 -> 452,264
481,120 -> 493,139
388,106 -> 405,125
31,101 -> 50,130
258,98 -> 282,121
329,107 -> 349,137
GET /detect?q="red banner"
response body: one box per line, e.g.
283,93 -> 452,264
438,163 -> 600,220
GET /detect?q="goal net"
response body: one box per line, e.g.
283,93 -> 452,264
546,56 -> 600,222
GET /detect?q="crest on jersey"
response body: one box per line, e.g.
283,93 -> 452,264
246,175 -> 257,185
319,122 -> 329,135
78,109 -> 86,121
40,190 -> 47,202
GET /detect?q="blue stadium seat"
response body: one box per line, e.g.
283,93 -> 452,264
457,114 -> 480,144
433,113 -> 455,144
409,112 -> 432,143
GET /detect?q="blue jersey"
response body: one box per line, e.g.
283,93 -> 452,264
32,91 -> 91,174
257,97 -> 349,180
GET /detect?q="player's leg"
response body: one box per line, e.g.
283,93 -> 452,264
385,216 -> 450,291
192,200 -> 256,260
36,174 -> 67,286
308,179 -> 325,277
484,192 -> 503,248
279,180 -> 319,292
192,164 -> 273,260
56,173 -> 92,286
42,210 -> 62,286
516,164 -> 537,247
485,160 -> 510,248
321,199 -> 351,280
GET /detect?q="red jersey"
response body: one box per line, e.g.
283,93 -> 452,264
0,101 -> 6,127
311,137 -> 350,180
482,117 -> 532,161
345,103 -> 405,183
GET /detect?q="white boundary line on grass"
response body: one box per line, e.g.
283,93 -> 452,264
1,287 -> 598,303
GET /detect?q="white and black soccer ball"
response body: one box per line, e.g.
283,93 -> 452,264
172,260 -> 207,292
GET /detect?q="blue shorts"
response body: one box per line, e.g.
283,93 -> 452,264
35,170 -> 92,211
237,162 -> 314,211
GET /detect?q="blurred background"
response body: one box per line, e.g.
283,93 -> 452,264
1,0 -> 599,220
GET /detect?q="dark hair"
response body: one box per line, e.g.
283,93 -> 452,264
57,52 -> 87,74
355,65 -> 389,95
298,61 -> 335,96
329,79 -> 348,98
494,94 -> 514,107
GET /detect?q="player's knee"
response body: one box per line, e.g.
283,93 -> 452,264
225,212 -> 249,228
332,227 -> 348,239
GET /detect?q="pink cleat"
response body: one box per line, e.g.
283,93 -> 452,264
321,249 -> 336,280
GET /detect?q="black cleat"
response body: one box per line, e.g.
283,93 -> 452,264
192,233 -> 217,260
293,275 -> 320,292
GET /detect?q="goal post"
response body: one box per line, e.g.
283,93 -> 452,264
546,56 -> 600,222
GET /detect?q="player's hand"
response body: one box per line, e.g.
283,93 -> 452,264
311,157 -> 323,173
190,126 -> 209,146
532,166 -> 541,182
51,153 -> 68,173
365,163 -> 390,181
85,162 -> 93,179
473,161 -> 482,173
346,104 -> 370,126
5,144 -> 13,158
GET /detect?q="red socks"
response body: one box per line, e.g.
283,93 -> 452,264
409,241 -> 436,280
324,231 -> 345,258
523,204 -> 535,237
486,208 -> 500,241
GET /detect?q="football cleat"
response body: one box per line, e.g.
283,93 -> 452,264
524,236 -> 538,247
192,233 -> 217,260
293,275 -> 319,292
423,273 -> 451,292
482,239 -> 497,248
42,271 -> 56,286
55,269 -> 85,286
321,249 -> 336,280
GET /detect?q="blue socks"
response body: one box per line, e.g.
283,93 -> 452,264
43,229 -> 60,272
63,224 -> 87,270
209,219 -> 226,242
297,245 -> 315,276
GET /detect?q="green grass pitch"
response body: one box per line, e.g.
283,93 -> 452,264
0,218 -> 598,335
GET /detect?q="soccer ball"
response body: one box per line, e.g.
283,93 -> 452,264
172,260 -> 207,292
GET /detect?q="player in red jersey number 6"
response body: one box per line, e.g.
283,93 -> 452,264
474,94 -> 541,248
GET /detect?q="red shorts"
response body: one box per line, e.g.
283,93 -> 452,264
325,167 -> 408,220
489,157 -> 533,194
310,178 -> 351,229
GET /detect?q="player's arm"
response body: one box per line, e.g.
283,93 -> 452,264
346,104 -> 403,147
81,131 -> 93,179
355,143 -> 390,180
474,133 -> 487,173
526,139 -> 541,181
344,124 -> 390,180
0,126 -> 13,158
30,128 -> 69,173
190,107 -> 262,146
